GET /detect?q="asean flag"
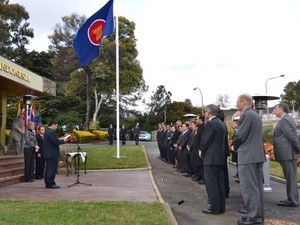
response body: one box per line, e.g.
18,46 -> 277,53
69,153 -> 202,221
73,0 -> 114,66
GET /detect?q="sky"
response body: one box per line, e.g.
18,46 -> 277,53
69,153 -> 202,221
9,0 -> 300,110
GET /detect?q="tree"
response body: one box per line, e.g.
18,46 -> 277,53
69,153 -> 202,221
167,101 -> 201,124
49,14 -> 146,129
280,80 -> 300,111
145,85 -> 172,125
89,16 -> 147,121
216,93 -> 230,108
0,0 -> 34,61
19,50 -> 55,79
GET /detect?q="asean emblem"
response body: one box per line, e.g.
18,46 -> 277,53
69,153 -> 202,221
87,19 -> 106,46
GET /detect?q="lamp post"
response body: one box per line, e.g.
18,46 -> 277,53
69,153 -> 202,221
23,95 -> 32,128
193,87 -> 204,115
291,100 -> 295,118
265,74 -> 284,121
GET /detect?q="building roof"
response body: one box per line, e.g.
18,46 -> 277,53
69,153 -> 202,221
0,55 -> 56,97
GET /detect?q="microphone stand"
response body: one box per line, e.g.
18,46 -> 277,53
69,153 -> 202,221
68,137 -> 92,187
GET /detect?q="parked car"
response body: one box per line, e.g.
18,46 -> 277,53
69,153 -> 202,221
138,131 -> 151,141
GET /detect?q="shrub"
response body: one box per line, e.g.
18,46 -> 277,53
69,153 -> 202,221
93,130 -> 108,141
89,120 -> 100,130
72,130 -> 95,143
263,126 -> 273,143
5,130 -> 10,145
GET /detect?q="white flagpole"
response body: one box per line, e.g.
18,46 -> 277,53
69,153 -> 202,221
115,0 -> 120,158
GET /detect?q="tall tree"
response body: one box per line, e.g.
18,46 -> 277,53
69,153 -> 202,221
19,50 -> 55,79
49,14 -> 146,128
216,93 -> 230,108
0,0 -> 34,61
145,85 -> 172,125
280,80 -> 300,111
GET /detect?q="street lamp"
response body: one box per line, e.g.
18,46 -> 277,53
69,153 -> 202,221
265,74 -> 284,121
265,74 -> 284,94
193,87 -> 204,115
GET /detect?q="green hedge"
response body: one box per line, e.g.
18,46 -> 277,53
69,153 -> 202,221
72,130 -> 95,143
92,130 -> 108,141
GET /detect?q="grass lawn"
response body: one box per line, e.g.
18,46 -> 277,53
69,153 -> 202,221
269,161 -> 300,183
76,145 -> 148,170
0,201 -> 170,225
0,145 -> 172,225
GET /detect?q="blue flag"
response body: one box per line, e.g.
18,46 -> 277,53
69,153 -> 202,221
73,0 -> 114,66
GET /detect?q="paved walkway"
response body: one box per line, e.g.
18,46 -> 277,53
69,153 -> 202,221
0,141 -> 299,225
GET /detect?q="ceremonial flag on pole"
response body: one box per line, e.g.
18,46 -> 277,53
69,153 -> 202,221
73,0 -> 114,66
30,100 -> 36,122
36,104 -> 42,124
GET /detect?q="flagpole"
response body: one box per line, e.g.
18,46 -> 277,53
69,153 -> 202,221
115,0 -> 120,158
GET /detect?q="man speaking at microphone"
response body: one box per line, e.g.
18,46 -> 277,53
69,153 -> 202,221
44,119 -> 69,189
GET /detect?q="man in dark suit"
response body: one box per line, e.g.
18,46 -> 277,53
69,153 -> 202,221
35,126 -> 45,179
176,122 -> 191,173
200,104 -> 226,215
108,124 -> 115,145
273,102 -> 300,207
170,122 -> 182,167
157,122 -> 166,160
44,119 -> 68,189
120,124 -> 127,145
234,94 -> 265,225
190,115 -> 205,183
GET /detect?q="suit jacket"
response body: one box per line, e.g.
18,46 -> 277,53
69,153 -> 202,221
43,128 -> 65,159
24,129 -> 37,149
164,130 -> 173,149
36,133 -> 44,157
120,128 -> 127,136
234,107 -> 265,165
108,127 -> 115,136
273,114 -> 300,161
187,130 -> 196,151
170,129 -> 181,148
200,117 -> 226,166
178,130 -> 191,150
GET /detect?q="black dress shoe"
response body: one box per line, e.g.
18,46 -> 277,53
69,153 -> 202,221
237,216 -> 256,225
197,179 -> 205,184
277,201 -> 299,207
25,179 -> 35,182
183,173 -> 192,177
192,176 -> 199,181
238,208 -> 248,214
202,208 -> 220,215
46,185 -> 60,189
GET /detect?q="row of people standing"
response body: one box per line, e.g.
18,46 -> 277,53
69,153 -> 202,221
156,105 -> 231,212
157,95 -> 299,225
108,123 -> 140,145
156,94 -> 270,225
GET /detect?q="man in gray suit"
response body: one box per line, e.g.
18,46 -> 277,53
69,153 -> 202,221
273,102 -> 300,207
234,94 -> 265,225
